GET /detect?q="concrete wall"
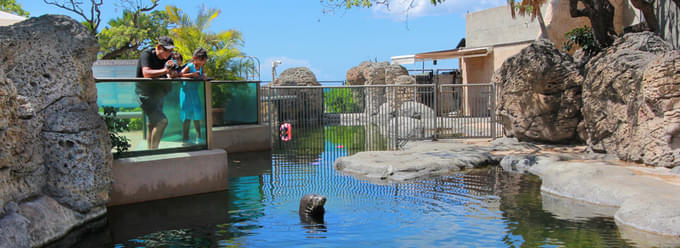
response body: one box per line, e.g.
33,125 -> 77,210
109,149 -> 228,206
212,124 -> 271,152
466,5 -> 540,48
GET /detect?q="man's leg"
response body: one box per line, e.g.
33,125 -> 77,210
150,118 -> 168,149
146,123 -> 153,149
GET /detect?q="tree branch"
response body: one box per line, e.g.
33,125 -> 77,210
630,0 -> 658,32
43,0 -> 102,36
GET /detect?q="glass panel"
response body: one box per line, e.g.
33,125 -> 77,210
96,80 -> 207,156
211,81 -> 259,126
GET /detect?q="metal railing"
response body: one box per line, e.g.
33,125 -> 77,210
261,83 -> 503,150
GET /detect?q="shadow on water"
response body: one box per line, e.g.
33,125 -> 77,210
49,125 -> 663,247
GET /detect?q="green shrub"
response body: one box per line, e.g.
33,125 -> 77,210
324,88 -> 364,113
562,26 -> 600,56
102,106 -> 131,157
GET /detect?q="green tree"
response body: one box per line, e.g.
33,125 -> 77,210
507,0 -> 549,39
97,0 -> 168,59
1,0 -> 30,17
568,0 -> 617,49
98,9 -> 170,59
166,5 -> 247,80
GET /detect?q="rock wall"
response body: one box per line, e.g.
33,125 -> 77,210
493,39 -> 583,143
344,61 -> 411,115
581,32 -> 678,167
495,32 -> 680,167
269,67 -> 322,123
0,15 -> 111,247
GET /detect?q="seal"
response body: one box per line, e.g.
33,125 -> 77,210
299,194 -> 326,224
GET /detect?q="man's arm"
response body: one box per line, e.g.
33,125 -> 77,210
142,66 -> 170,78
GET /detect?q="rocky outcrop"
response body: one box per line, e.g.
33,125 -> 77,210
581,32 -> 678,167
345,61 -> 370,85
0,15 -> 111,247
345,61 -> 412,115
334,141 -> 499,181
529,160 -> 680,237
271,67 -> 320,87
268,67 -> 322,123
494,39 -> 583,143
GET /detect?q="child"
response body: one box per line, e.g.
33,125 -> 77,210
179,48 -> 208,145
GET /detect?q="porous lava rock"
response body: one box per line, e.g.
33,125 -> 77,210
493,39 -> 583,143
0,15 -> 111,247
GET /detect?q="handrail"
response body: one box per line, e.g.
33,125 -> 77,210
211,80 -> 261,84
94,77 -> 210,82
268,84 -> 436,89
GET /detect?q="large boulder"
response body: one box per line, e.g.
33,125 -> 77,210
345,61 -> 370,85
269,67 -> 322,123
581,32 -> 678,167
272,66 -> 320,86
493,39 -> 583,143
0,15 -> 111,247
346,61 -> 411,115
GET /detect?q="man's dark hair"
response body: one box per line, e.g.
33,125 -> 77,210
193,47 -> 208,60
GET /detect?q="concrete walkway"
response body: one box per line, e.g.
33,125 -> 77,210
333,138 -> 680,245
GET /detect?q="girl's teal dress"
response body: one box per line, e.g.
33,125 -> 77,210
180,63 -> 204,121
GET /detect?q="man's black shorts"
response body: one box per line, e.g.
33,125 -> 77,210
139,92 -> 167,126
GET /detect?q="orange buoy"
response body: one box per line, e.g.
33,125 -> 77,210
280,123 -> 292,141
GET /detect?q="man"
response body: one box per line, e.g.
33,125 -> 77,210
136,36 -> 178,149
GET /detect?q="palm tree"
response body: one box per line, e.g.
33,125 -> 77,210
166,5 -> 247,80
507,0 -> 549,39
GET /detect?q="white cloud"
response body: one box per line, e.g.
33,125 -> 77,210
371,0 -> 506,20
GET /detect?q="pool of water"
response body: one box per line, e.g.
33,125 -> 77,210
58,126 -> 644,247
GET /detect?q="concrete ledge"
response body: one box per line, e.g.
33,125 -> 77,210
109,149 -> 228,206
212,124 -> 271,152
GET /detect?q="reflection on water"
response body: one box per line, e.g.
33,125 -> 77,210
55,126 -> 652,247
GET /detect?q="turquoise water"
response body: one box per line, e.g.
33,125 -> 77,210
50,126 -> 647,247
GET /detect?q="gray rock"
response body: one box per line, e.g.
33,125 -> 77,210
384,64 -> 408,85
272,67 -> 320,86
493,39 -> 583,143
615,193 -> 680,236
671,167 -> 680,174
500,154 -> 563,174
0,212 -> 29,248
345,61 -> 370,85
397,101 -> 435,121
270,67 -> 322,122
489,137 -> 540,151
334,142 -> 497,182
0,15 -> 111,246
500,155 -> 538,174
581,32 -> 678,167
394,74 -> 415,85
541,192 -> 618,222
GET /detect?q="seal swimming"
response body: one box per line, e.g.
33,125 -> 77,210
299,194 -> 326,224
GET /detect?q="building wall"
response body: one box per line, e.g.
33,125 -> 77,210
465,5 -> 540,48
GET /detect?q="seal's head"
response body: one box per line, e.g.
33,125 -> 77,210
299,194 -> 326,223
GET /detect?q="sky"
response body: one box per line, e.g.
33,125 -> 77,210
21,0 -> 507,81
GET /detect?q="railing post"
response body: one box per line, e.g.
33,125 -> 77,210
490,83 -> 497,139
205,79 -> 213,149
433,81 -> 438,141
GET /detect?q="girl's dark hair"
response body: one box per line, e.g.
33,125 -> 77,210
172,52 -> 183,61
193,47 -> 208,60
